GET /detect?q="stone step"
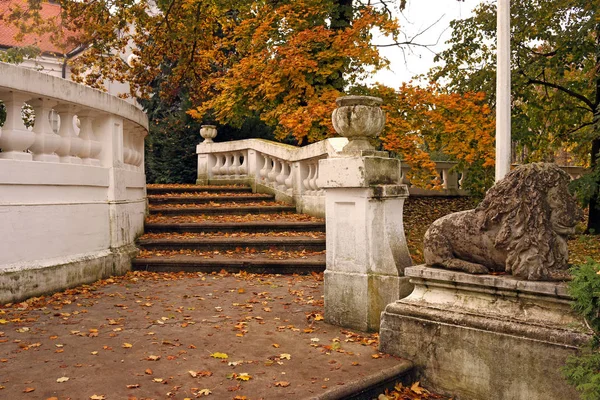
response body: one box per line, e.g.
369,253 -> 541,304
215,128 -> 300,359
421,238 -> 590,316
148,205 -> 297,215
144,221 -> 326,233
315,361 -> 414,400
146,185 -> 252,195
137,236 -> 326,252
147,194 -> 275,205
132,254 -> 325,274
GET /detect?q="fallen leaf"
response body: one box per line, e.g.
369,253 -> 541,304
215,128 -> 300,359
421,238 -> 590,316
210,352 -> 228,359
23,387 -> 35,393
280,353 -> 291,360
152,378 -> 163,383
410,381 -> 428,395
197,388 -> 211,396
145,368 -> 153,375
236,373 -> 251,381
56,377 -> 69,383
272,343 -> 280,348
188,370 -> 198,378
126,384 -> 140,389
122,343 -> 133,348
275,381 -> 290,387
147,355 -> 161,361
89,395 -> 105,400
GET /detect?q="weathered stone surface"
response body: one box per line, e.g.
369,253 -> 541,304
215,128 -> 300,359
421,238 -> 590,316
331,95 -> 385,155
424,163 -> 582,280
379,266 -> 591,400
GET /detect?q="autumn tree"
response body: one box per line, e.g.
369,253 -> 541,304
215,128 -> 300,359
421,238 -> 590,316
363,83 -> 495,194
432,0 -> 600,232
2,0 -> 402,144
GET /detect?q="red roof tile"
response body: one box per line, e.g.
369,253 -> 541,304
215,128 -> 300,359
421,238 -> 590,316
0,0 -> 80,56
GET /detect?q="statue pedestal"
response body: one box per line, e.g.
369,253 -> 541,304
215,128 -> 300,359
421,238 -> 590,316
379,266 -> 590,400
319,154 -> 413,332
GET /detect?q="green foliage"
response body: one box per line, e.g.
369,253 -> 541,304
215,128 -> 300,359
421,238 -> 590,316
564,259 -> 600,399
457,159 -> 495,199
434,0 -> 600,231
0,46 -> 41,64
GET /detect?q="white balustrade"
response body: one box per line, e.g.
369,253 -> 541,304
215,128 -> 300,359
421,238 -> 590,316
0,61 -> 148,304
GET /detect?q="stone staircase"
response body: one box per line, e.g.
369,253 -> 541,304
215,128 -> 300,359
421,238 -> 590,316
131,184 -> 326,274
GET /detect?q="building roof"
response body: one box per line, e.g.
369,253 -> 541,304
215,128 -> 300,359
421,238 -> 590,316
0,0 -> 81,56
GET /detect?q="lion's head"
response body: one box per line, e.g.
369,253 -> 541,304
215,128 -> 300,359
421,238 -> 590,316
476,163 -> 582,280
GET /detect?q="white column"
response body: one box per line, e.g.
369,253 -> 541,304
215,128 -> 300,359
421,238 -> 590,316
496,0 -> 511,181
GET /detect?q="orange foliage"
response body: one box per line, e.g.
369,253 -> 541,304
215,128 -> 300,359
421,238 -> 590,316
372,83 -> 495,187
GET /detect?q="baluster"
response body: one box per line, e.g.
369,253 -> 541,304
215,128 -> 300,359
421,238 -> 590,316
55,104 -> 83,164
0,92 -> 35,160
309,162 -> 319,192
276,159 -> 287,189
284,162 -> 293,194
239,151 -> 248,176
220,153 -> 232,176
441,168 -> 449,189
303,163 -> 313,194
230,152 -> 241,176
77,110 -> 102,166
212,154 -> 224,176
259,155 -> 269,182
133,129 -> 144,168
267,157 -> 280,187
122,129 -> 134,169
28,98 -> 60,162
458,171 -> 466,189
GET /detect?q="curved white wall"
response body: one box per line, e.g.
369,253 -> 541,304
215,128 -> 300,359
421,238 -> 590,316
0,62 -> 148,303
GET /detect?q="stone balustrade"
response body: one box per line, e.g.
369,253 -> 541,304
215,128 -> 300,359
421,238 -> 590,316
197,137 -> 348,216
0,62 -> 148,303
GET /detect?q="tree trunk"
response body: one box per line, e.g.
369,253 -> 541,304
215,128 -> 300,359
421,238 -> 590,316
587,135 -> 600,234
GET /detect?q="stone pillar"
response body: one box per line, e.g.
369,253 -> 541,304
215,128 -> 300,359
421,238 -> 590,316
196,125 -> 217,185
319,96 -> 413,332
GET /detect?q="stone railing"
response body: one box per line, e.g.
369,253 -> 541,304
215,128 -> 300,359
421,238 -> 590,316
197,136 -> 348,216
0,62 -> 148,303
400,161 -> 468,196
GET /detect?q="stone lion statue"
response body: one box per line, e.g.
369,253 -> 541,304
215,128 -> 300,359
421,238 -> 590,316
424,163 -> 582,280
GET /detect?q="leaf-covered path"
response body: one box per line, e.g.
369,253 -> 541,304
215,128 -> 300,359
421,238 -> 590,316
0,271 -> 412,400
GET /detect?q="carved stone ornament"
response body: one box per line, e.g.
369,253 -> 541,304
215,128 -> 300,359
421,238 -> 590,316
423,163 -> 582,280
200,125 -> 217,143
331,95 -> 385,154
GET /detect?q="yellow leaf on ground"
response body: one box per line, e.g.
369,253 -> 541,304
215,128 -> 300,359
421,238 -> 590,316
279,353 -> 291,360
122,343 -> 133,348
89,395 -> 105,400
197,388 -> 211,396
275,381 -> 290,387
210,352 -> 228,359
236,373 -> 251,381
56,377 -> 69,383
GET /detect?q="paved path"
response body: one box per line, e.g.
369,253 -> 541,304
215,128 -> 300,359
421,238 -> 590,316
0,271 -> 407,400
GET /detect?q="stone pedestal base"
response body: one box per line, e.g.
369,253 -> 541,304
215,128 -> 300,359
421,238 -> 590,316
379,266 -> 590,400
320,154 -> 413,332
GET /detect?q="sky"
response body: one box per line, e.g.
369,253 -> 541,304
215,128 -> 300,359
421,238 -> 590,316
370,0 -> 483,87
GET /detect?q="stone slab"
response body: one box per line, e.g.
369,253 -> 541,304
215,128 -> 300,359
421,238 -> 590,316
379,266 -> 591,400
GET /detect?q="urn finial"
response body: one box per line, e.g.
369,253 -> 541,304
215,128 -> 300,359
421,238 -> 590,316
331,95 -> 385,155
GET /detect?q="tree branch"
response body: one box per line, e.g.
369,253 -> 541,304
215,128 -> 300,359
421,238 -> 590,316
525,77 -> 595,111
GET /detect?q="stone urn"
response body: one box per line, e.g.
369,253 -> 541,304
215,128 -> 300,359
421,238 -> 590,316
200,125 -> 217,143
331,95 -> 385,155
